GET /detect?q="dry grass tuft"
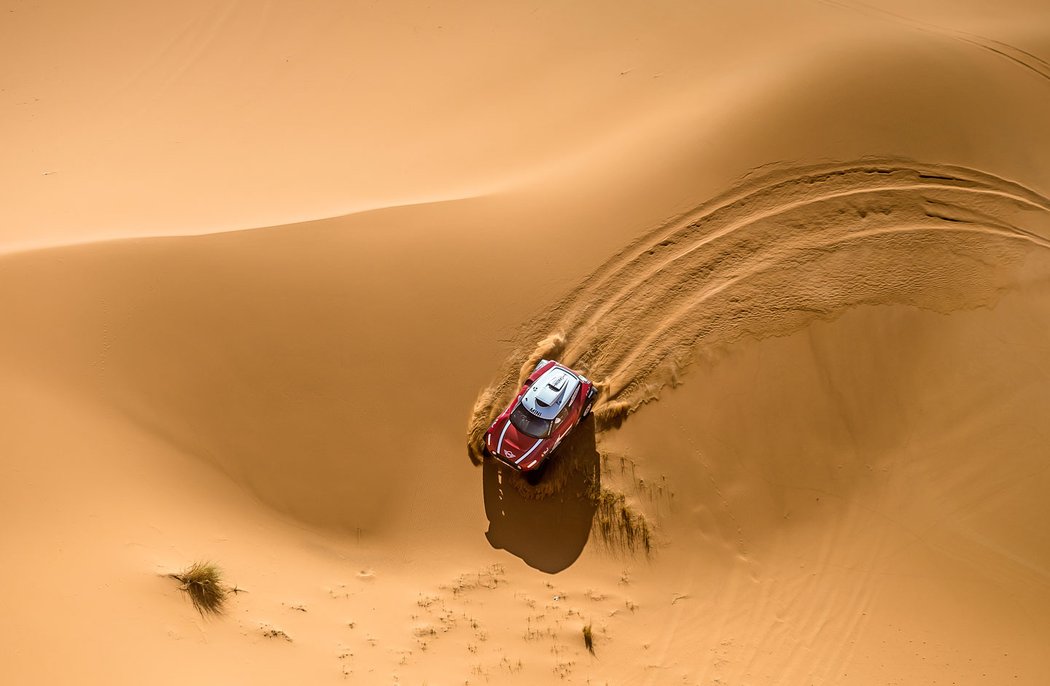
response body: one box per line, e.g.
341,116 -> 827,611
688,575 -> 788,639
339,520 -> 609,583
582,622 -> 595,655
590,487 -> 653,556
170,561 -> 228,616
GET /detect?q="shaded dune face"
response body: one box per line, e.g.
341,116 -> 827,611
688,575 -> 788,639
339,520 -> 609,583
467,159 -> 1050,462
0,204 -> 515,533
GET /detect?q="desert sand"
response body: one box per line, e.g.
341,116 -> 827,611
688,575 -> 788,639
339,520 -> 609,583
3,0 -> 1050,683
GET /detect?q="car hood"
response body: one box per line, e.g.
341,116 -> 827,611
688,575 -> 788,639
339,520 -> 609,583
491,418 -> 548,467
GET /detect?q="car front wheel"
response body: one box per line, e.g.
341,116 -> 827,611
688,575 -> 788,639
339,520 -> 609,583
582,387 -> 597,417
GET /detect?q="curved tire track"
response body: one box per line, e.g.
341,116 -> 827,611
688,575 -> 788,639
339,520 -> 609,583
467,159 -> 1050,464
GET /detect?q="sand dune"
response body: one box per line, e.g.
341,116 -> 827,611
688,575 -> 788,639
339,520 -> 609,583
4,0 -> 1050,684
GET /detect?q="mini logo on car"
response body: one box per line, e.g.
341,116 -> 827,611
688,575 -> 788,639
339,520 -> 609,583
505,449 -> 515,459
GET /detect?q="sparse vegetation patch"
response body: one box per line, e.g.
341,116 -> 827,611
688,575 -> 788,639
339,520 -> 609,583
582,622 -> 595,655
261,625 -> 292,641
589,487 -> 653,555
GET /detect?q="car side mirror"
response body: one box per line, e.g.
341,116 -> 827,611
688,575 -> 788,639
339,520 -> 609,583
523,378 -> 534,386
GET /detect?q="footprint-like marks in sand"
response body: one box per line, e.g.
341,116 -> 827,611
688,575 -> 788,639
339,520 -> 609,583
467,158 -> 1050,463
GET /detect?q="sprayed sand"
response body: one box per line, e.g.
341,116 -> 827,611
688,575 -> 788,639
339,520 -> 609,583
3,1 -> 1050,684
467,160 -> 1050,456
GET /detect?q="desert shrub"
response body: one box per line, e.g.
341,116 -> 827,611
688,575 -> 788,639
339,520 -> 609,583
590,488 -> 653,556
582,622 -> 595,655
170,561 -> 228,615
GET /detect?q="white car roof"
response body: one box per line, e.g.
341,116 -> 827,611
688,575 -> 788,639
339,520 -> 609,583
520,365 -> 580,420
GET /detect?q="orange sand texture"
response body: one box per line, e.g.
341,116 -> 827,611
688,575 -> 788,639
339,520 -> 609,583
3,1 -> 1050,683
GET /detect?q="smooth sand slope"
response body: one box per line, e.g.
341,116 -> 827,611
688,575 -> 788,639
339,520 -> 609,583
3,1 -> 1050,684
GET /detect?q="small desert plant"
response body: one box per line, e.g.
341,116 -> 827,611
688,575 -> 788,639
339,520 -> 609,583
170,561 -> 228,615
590,487 -> 653,556
582,622 -> 595,655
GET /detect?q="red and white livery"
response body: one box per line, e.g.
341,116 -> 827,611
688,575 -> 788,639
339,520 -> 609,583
482,359 -> 597,478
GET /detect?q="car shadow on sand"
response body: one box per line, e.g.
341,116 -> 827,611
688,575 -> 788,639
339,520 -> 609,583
482,417 -> 599,573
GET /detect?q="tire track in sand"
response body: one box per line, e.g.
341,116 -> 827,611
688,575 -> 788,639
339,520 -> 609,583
467,159 -> 1050,464
819,0 -> 1050,85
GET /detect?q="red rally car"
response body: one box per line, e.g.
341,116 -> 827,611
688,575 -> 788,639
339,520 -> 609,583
482,359 -> 598,476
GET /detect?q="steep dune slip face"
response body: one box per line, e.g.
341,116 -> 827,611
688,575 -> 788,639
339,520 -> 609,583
468,158 -> 1050,460
0,201 -> 532,535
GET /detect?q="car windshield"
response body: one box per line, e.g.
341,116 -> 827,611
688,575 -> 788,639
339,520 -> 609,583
510,401 -> 553,439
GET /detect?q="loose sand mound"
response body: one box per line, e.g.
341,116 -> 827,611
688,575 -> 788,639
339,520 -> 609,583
468,159 -> 1050,460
